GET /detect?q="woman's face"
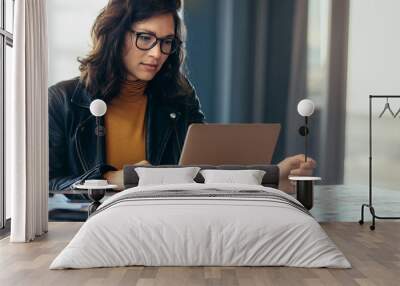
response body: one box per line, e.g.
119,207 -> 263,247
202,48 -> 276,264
122,13 -> 175,81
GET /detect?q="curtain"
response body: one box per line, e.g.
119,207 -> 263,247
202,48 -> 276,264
319,0 -> 349,184
8,0 -> 48,242
285,0 -> 308,156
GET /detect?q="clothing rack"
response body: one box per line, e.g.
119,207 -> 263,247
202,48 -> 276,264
359,95 -> 400,230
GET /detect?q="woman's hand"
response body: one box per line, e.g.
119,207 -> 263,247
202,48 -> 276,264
103,170 -> 124,191
277,154 -> 316,194
103,160 -> 152,191
134,160 -> 151,166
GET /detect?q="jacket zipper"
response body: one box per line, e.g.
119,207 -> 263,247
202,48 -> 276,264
155,112 -> 182,164
74,115 -> 93,172
156,127 -> 173,164
173,114 -> 182,153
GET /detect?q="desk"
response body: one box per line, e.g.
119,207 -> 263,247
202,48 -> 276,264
49,185 -> 400,222
49,189 -> 118,218
311,185 -> 400,222
49,189 -> 118,196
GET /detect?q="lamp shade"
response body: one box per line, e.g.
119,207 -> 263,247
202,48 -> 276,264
90,99 -> 107,117
297,99 -> 315,117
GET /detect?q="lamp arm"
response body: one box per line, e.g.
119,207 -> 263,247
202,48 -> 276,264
96,117 -> 101,165
305,116 -> 308,163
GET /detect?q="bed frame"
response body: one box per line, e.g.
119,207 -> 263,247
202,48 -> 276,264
85,165 -> 280,215
123,164 -> 280,189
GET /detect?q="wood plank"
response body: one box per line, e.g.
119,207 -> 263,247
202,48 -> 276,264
1,222 -> 400,286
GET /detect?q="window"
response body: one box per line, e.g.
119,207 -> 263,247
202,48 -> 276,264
305,0 -> 331,179
306,0 -> 330,108
1,0 -> 14,231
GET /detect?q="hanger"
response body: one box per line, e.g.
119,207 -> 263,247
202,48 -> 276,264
378,97 -> 395,118
394,106 -> 400,118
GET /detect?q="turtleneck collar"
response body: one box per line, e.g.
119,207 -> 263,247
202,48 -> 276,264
119,79 -> 148,101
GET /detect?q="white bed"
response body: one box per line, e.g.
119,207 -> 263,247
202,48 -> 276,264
50,183 -> 351,269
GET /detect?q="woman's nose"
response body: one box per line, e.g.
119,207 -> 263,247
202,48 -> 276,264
148,41 -> 162,59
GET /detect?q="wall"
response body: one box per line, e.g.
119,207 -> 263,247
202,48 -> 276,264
47,0 -> 108,86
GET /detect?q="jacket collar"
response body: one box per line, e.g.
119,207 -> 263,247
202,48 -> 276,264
70,79 -> 158,108
71,80 -> 92,108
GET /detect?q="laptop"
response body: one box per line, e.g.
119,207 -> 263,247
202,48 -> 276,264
178,123 -> 281,165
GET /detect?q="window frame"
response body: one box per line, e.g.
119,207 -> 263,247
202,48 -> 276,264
0,0 -> 14,232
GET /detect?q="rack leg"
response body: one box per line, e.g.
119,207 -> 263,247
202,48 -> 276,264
369,206 -> 376,231
359,204 -> 368,225
359,204 -> 376,230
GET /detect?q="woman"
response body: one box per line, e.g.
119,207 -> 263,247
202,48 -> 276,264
49,0 -> 315,193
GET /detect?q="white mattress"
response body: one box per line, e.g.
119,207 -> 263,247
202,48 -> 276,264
50,183 -> 351,269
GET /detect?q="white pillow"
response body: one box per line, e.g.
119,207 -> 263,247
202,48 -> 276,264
200,169 -> 266,185
135,167 -> 201,186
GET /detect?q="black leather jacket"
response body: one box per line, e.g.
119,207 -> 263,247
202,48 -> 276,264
49,77 -> 205,191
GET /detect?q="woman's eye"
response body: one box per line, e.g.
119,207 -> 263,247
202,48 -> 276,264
138,35 -> 152,42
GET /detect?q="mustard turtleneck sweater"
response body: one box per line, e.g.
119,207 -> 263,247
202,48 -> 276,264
105,80 -> 148,169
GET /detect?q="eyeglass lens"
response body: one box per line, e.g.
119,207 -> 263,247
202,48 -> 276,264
135,33 -> 179,55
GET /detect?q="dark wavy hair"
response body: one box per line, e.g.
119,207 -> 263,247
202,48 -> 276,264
78,0 -> 190,102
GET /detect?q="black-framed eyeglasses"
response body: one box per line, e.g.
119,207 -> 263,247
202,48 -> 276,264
130,30 -> 182,55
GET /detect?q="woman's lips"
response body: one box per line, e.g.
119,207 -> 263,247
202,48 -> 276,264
141,63 -> 158,71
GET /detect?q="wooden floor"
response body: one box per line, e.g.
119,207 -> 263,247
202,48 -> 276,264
1,222 -> 400,286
